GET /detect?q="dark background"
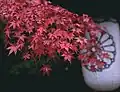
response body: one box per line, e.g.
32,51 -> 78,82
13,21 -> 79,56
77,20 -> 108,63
50,0 -> 120,19
1,0 -> 120,92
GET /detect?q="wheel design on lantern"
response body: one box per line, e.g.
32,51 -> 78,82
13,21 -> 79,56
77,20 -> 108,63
85,27 -> 116,72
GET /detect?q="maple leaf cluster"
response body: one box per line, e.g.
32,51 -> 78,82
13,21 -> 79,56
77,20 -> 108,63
0,0 -> 110,75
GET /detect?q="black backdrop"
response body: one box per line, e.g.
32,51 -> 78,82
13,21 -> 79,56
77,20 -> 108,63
1,0 -> 120,92
50,0 -> 120,19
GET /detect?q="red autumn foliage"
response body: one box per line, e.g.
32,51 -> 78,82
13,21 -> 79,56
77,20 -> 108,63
0,0 -> 110,75
40,64 -> 52,76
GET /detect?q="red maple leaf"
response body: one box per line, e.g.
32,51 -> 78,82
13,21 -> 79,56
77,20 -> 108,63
70,45 -> 78,52
75,37 -> 87,44
40,64 -> 52,76
23,52 -> 31,60
37,27 -> 45,35
67,32 -> 74,41
62,52 -> 73,62
96,61 -> 106,69
4,29 -> 10,38
48,33 -> 54,40
101,52 -> 110,58
17,41 -> 24,50
81,60 -> 90,66
53,29 -> 63,38
7,44 -> 18,55
17,35 -> 27,42
9,20 -> 20,29
78,54 -> 86,61
90,65 -> 96,72
60,42 -> 71,51
44,17 -> 55,27
89,57 -> 97,64
62,31 -> 69,38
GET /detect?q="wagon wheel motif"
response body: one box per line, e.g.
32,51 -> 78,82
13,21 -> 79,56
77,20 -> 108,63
85,27 -> 116,72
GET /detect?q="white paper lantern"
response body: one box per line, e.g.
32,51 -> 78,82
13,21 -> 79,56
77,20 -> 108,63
82,20 -> 120,91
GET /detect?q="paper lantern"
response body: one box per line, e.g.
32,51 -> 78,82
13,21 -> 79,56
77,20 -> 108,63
82,20 -> 120,91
